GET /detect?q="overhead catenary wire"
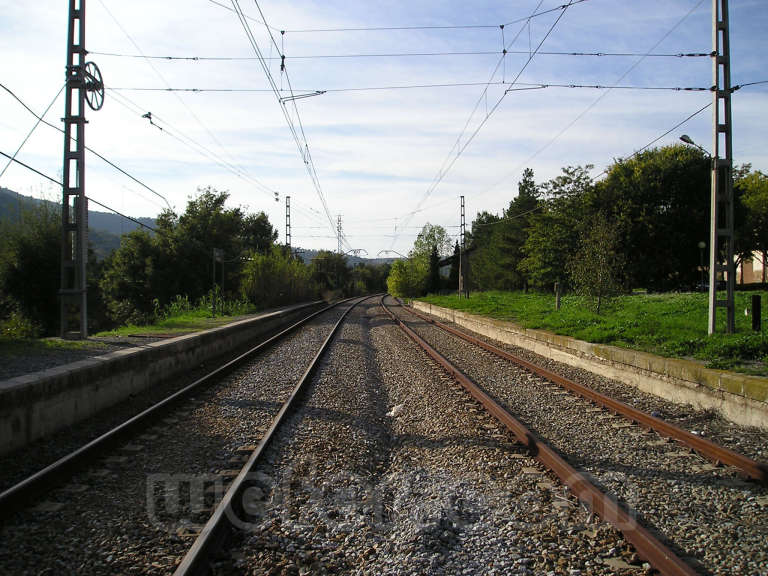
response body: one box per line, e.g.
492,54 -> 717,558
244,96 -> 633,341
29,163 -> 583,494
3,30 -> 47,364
467,0 -> 709,207
96,0 -> 258,202
108,81 -> 717,94
390,0 -> 578,250
228,0 -> 348,251
90,49 -> 712,61
108,89 -> 283,205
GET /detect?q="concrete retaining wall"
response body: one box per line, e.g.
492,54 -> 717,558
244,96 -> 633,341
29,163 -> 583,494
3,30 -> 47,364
0,301 -> 325,456
413,301 -> 768,429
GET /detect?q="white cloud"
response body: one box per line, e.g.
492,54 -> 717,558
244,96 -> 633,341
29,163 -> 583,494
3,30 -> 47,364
0,0 -> 765,256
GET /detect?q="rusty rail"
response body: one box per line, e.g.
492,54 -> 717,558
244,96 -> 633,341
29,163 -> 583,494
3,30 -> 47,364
402,302 -> 767,483
381,296 -> 699,576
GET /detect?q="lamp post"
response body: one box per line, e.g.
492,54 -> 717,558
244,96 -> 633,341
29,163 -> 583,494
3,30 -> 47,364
680,134 -> 709,156
698,241 -> 706,291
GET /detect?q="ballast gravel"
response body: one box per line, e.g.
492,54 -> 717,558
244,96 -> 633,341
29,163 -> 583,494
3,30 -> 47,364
392,299 -> 768,576
0,305 -> 348,575
220,300 -> 639,575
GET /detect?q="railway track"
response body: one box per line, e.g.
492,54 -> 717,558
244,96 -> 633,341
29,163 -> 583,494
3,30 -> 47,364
1,295 -> 765,575
0,297 -> 369,574
381,296 -> 768,576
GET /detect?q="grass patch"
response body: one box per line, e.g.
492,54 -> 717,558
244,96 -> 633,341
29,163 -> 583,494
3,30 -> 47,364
420,290 -> 768,376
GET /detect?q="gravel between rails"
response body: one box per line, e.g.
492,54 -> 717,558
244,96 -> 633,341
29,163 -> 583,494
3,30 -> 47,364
220,299 -> 640,576
411,306 -> 768,464
389,298 -> 768,576
0,305 -> 350,576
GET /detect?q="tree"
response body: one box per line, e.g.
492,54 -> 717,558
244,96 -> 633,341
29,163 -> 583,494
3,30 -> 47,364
568,215 -> 624,314
519,166 -> 593,290
737,170 -> 768,283
426,244 -> 441,294
0,201 -> 61,335
99,187 -> 278,323
594,145 -> 709,291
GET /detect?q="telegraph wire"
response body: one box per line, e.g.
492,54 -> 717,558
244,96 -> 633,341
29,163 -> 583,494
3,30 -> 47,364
1,82 -> 172,210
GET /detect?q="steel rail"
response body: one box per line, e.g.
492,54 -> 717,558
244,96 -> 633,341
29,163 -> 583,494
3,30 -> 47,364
0,299 -> 353,520
173,295 -> 377,576
402,303 -> 767,483
381,296 -> 699,576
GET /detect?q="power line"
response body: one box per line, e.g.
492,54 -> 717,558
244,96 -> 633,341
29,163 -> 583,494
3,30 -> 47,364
0,82 -> 172,210
0,150 -> 61,187
108,89 -> 280,204
469,0 -> 709,206
96,0 -> 254,199
269,0 -> 589,33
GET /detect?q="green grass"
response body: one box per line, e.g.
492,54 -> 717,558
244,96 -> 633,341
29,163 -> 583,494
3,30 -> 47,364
0,337 -> 110,357
420,290 -> 768,376
93,308 -> 252,337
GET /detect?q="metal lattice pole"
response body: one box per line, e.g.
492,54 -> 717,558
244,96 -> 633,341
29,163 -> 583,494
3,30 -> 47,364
60,0 -> 88,338
709,0 -> 736,334
337,214 -> 342,254
285,196 -> 291,252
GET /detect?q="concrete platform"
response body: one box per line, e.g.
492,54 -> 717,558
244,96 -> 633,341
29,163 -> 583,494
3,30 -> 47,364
0,301 -> 325,456
413,300 -> 768,430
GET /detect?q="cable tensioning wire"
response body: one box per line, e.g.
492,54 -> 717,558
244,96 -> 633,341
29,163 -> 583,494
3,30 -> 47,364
108,89 -> 281,203
0,82 -> 172,210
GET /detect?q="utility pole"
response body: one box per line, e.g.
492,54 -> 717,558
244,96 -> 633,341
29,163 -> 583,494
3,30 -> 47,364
709,0 -> 735,334
458,195 -> 466,298
337,214 -> 343,255
59,0 -> 104,338
285,195 -> 291,253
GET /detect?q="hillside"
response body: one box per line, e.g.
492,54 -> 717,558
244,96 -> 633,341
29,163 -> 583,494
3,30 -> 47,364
0,187 -> 156,259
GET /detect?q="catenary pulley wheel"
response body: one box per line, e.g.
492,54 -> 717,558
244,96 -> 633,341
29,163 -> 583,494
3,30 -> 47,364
83,61 -> 104,111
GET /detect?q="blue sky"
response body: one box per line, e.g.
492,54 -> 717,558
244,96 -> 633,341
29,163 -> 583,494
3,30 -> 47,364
1,0 -> 766,256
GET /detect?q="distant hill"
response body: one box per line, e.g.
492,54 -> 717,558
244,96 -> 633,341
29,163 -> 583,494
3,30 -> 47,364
0,187 -> 156,259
